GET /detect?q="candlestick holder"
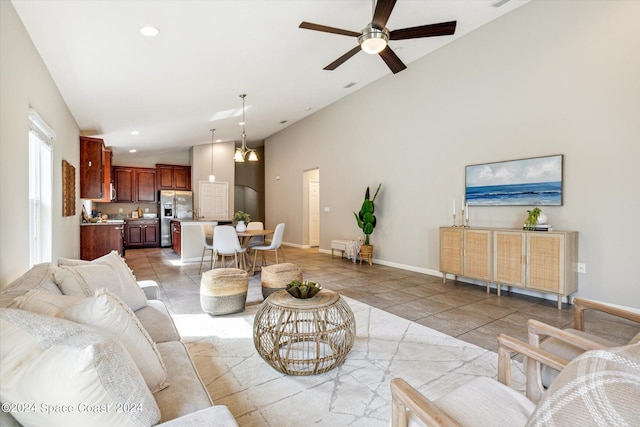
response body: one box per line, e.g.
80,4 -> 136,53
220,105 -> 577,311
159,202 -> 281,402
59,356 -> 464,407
451,213 -> 457,227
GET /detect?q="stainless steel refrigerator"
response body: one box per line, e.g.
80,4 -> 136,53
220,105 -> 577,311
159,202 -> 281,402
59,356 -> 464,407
159,190 -> 193,247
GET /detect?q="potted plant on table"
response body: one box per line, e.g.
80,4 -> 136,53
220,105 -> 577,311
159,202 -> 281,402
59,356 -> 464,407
354,184 -> 381,265
233,211 -> 251,232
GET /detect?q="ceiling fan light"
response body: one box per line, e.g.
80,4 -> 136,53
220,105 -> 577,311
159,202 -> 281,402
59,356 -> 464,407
247,150 -> 258,162
359,25 -> 389,54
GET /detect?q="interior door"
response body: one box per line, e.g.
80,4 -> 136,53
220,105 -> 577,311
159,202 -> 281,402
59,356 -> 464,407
309,180 -> 320,246
199,181 -> 228,220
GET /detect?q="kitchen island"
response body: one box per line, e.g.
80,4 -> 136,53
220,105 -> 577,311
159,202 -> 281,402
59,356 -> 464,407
171,219 -> 230,263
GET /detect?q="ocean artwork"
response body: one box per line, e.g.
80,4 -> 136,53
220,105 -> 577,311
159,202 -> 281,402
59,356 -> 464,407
465,155 -> 563,206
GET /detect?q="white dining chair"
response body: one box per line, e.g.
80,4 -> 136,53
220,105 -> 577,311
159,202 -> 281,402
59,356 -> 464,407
245,221 -> 265,249
252,223 -> 285,275
199,223 -> 215,274
212,225 -> 247,270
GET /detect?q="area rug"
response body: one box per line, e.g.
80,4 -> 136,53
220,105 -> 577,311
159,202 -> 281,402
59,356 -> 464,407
172,297 -> 525,426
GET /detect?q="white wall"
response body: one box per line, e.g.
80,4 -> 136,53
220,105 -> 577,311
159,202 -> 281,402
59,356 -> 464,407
190,141 -> 235,218
0,1 -> 81,287
265,1 -> 640,307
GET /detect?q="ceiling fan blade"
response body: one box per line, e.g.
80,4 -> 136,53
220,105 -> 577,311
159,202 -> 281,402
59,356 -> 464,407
299,22 -> 361,38
390,21 -> 457,40
378,46 -> 406,74
324,46 -> 362,70
372,0 -> 397,30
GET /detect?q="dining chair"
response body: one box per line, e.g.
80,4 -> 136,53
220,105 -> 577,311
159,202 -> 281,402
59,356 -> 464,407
245,221 -> 265,249
252,223 -> 285,275
212,225 -> 247,270
198,223 -> 215,274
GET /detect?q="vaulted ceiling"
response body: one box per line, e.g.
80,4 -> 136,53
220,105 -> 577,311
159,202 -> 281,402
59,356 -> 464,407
12,0 -> 528,155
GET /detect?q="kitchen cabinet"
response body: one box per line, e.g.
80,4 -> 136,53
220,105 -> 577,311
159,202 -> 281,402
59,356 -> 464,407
439,227 -> 492,291
80,136 -> 111,200
80,223 -> 124,260
113,167 -> 157,203
125,219 -> 159,248
157,164 -> 191,190
171,221 -> 181,256
440,227 -> 578,308
493,230 -> 578,309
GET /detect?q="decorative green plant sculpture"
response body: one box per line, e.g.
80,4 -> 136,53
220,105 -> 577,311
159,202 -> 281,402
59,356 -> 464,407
354,184 -> 382,245
524,207 -> 541,230
286,280 -> 322,299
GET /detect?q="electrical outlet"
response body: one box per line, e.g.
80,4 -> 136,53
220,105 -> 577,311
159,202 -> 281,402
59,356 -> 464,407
577,263 -> 586,274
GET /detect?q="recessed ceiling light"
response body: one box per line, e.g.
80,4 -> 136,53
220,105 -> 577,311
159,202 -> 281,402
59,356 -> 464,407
344,82 -> 357,89
280,120 -> 288,124
129,149 -> 137,153
215,139 -> 222,143
130,131 -> 140,135
139,26 -> 159,37
304,107 -> 312,111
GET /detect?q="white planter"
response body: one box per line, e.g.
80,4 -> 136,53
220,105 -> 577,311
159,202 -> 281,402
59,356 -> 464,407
236,221 -> 247,232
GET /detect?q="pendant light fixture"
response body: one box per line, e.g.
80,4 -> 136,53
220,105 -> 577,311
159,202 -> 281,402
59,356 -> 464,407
208,128 -> 216,182
234,94 -> 258,162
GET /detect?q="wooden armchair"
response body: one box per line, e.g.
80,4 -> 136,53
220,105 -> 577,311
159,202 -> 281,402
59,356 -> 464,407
528,297 -> 640,401
390,332 -> 640,427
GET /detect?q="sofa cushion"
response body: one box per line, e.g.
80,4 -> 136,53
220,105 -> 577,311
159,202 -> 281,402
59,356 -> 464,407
136,300 -> 181,343
62,289 -> 169,393
14,288 -> 85,317
54,264 -> 147,311
526,344 -> 640,426
57,251 -> 147,310
0,263 -> 61,309
0,308 -> 160,427
154,341 -> 214,423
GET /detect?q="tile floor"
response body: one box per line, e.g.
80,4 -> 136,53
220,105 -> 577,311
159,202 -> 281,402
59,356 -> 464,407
125,246 -> 638,353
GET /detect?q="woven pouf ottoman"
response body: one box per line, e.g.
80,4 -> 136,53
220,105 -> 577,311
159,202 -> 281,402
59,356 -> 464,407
261,263 -> 302,299
200,268 -> 248,316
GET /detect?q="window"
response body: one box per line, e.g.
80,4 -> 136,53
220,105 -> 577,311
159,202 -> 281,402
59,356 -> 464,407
28,109 -> 55,266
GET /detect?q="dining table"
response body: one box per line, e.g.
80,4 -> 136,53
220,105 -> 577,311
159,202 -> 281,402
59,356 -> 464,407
236,229 -> 274,272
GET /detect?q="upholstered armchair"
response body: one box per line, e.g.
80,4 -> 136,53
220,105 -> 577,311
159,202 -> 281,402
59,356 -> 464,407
390,332 -> 640,427
528,297 -> 640,401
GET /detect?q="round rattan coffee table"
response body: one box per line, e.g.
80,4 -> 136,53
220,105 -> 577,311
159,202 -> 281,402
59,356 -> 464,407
253,289 -> 356,375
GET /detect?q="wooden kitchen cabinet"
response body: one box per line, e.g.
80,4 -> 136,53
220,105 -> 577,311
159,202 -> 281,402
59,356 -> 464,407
80,136 -> 111,200
80,224 -> 124,260
113,167 -> 156,203
171,221 -> 181,256
157,164 -> 191,190
493,230 -> 578,309
125,219 -> 159,248
439,227 -> 492,291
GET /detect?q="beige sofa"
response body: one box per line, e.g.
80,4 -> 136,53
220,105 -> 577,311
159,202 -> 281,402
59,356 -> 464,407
0,253 -> 238,427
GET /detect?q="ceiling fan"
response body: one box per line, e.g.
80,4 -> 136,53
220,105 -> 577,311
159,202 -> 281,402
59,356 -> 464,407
299,0 -> 457,74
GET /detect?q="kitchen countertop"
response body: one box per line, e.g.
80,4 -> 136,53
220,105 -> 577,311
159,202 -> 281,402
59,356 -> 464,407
80,220 -> 124,226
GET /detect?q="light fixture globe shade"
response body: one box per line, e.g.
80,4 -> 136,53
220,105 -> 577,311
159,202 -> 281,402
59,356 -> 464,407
359,25 -> 389,54
248,150 -> 258,162
234,149 -> 245,162
208,174 -> 216,182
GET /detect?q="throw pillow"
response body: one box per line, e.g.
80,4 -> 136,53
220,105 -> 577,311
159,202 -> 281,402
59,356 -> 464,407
14,288 -> 85,317
54,263 -> 146,311
526,343 -> 640,426
62,288 -> 169,393
0,308 -> 160,427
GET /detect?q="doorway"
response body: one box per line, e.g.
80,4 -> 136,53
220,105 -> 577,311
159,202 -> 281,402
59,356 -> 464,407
303,169 -> 320,248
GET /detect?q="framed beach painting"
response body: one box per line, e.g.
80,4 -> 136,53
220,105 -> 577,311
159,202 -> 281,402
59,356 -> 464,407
465,155 -> 563,206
